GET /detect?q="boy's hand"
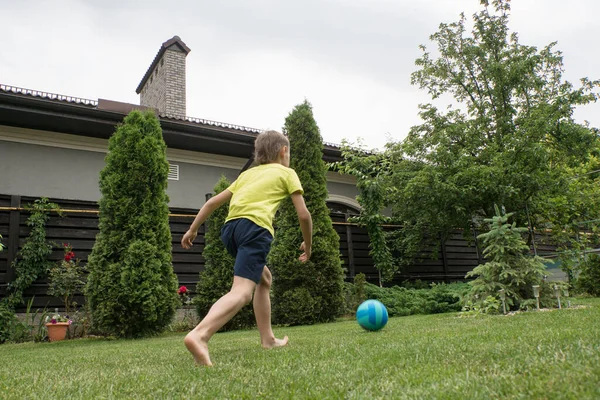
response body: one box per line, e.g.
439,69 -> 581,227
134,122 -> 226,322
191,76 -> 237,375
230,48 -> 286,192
181,230 -> 197,249
298,241 -> 311,263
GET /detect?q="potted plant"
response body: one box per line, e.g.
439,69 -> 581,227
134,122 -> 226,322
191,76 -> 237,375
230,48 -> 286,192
45,310 -> 72,342
46,244 -> 85,340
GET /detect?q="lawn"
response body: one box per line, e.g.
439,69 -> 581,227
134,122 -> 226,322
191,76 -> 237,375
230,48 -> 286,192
1,298 -> 599,399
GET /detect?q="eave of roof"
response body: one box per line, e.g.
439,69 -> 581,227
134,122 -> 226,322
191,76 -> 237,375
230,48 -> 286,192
0,84 -> 343,161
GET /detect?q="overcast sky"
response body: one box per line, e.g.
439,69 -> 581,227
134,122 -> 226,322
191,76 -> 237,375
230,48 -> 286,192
1,0 -> 598,150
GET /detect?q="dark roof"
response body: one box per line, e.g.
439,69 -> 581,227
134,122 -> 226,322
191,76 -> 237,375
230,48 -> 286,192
135,36 -> 191,94
0,83 -> 261,134
0,83 -> 343,162
0,84 -> 97,108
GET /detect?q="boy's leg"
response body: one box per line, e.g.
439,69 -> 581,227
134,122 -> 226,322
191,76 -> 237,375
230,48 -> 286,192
184,276 -> 256,366
253,266 -> 288,349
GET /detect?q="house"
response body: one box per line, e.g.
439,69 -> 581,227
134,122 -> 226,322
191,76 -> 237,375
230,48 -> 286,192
0,37 -> 484,308
0,36 -> 384,308
0,36 -> 360,211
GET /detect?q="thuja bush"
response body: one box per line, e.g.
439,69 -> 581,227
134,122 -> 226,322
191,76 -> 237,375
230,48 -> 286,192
86,111 -> 178,338
194,176 -> 256,331
269,101 -> 345,325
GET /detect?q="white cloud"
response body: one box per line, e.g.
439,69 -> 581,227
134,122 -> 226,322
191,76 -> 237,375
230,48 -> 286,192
1,0 -> 598,149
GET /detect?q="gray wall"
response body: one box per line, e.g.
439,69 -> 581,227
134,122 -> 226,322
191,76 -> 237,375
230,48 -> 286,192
164,162 -> 239,209
0,141 -> 238,208
0,141 -> 104,202
327,181 -> 360,202
0,140 -> 358,209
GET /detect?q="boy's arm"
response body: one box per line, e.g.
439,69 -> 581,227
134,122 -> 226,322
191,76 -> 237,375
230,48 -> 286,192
291,192 -> 312,262
181,189 -> 233,249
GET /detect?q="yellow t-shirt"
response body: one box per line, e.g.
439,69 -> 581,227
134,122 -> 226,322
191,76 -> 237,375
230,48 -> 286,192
225,163 -> 303,236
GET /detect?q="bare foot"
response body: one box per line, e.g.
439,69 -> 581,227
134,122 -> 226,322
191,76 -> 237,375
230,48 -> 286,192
184,333 -> 213,367
262,335 -> 289,349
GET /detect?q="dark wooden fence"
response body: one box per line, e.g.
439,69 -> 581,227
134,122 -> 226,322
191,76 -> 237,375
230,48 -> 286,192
330,212 -> 481,283
0,194 -> 557,310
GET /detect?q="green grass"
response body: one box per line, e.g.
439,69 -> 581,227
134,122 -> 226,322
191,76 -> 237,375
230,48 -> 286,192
2,298 -> 599,399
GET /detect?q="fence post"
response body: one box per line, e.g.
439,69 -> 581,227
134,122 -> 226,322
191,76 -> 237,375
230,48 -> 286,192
440,233 -> 449,283
472,224 -> 483,265
5,195 -> 21,284
344,213 -> 355,279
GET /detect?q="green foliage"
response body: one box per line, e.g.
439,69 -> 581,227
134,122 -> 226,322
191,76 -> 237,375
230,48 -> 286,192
269,100 -> 345,325
47,244 -> 86,316
336,0 -> 600,269
0,298 -> 49,344
0,302 -> 15,344
341,273 -> 368,315
466,205 -> 546,310
86,111 -> 178,338
0,199 -> 56,343
536,153 -> 600,281
356,282 -> 469,317
168,317 -> 197,333
333,144 -> 397,282
518,280 -> 568,311
4,198 -> 58,308
194,176 -> 255,331
575,254 -> 600,296
0,234 -> 5,252
68,305 -> 92,339
461,295 -> 501,316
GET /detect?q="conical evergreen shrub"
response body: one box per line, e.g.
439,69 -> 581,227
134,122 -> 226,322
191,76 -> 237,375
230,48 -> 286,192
86,110 -> 178,337
194,175 -> 255,330
466,205 -> 546,310
269,101 -> 345,325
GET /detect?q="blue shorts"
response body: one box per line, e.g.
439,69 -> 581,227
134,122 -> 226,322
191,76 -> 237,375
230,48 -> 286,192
220,218 -> 273,284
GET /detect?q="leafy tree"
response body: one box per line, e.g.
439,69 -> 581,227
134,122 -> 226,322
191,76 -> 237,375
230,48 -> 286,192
466,205 -> 546,310
269,101 -> 345,325
575,254 -> 600,296
194,176 -> 255,330
404,0 -> 597,226
338,0 -> 600,269
533,146 -> 600,281
86,111 -> 178,338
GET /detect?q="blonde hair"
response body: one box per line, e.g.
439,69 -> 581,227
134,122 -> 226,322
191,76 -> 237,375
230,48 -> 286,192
254,130 -> 289,164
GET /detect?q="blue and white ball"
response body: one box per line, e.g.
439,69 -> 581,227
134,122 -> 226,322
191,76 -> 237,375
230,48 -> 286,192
356,299 -> 388,331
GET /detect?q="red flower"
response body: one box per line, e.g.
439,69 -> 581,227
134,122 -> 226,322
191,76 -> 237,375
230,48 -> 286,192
64,251 -> 75,262
178,286 -> 187,295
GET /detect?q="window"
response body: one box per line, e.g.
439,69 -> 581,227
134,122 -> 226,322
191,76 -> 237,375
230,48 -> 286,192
168,163 -> 180,181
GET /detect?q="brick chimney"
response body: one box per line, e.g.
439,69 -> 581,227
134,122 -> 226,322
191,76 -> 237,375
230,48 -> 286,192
136,36 -> 191,119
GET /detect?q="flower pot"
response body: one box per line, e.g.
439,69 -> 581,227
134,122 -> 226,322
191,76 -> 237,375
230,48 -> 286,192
46,322 -> 70,342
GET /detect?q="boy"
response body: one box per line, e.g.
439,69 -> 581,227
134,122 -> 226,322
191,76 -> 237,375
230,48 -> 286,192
181,130 -> 312,367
